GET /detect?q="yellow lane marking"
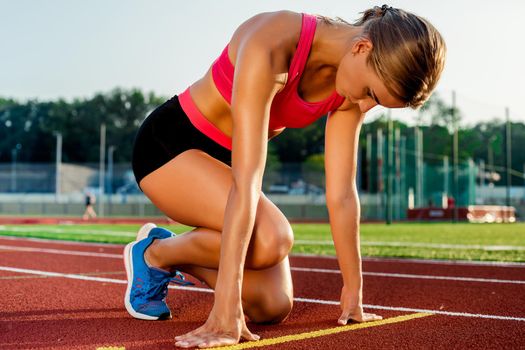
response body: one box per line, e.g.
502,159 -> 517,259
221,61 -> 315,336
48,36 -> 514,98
221,312 -> 433,349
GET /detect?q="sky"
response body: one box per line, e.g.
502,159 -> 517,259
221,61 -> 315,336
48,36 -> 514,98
1,0 -> 524,126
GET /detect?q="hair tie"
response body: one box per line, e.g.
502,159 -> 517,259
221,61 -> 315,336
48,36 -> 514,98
380,4 -> 392,16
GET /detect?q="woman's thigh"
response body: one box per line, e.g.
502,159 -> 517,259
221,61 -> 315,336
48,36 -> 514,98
139,149 -> 294,266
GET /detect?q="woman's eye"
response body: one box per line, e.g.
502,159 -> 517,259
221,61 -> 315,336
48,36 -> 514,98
367,89 -> 380,105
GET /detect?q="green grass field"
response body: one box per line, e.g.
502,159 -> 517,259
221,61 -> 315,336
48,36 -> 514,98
1,222 -> 524,262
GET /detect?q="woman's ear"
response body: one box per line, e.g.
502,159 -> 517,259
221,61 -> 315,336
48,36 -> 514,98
351,38 -> 373,55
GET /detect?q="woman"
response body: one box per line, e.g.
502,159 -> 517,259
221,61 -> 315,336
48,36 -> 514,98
82,191 -> 97,220
124,5 -> 446,348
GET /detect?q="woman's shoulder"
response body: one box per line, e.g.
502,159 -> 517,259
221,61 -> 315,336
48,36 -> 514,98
256,10 -> 302,24
228,11 -> 303,59
222,10 -> 310,77
235,10 -> 302,37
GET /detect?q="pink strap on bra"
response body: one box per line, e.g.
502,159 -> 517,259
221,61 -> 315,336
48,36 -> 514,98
178,88 -> 233,150
288,14 -> 317,79
211,46 -> 234,104
212,13 -> 317,105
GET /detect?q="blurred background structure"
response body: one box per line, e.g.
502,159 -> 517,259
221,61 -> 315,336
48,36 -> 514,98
0,89 -> 523,222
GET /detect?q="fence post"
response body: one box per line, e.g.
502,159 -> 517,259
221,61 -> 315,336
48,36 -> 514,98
98,123 -> 106,217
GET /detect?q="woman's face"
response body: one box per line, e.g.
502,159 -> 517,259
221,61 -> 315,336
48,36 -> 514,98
336,38 -> 405,113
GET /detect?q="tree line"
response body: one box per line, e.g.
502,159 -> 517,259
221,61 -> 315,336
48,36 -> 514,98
1,88 -> 524,185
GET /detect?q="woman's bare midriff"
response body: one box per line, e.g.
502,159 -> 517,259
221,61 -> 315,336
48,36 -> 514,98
187,72 -> 338,146
188,67 -> 285,141
188,68 -> 234,137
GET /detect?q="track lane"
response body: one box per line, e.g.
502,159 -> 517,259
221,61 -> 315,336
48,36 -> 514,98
1,251 -> 524,319
2,272 -> 523,349
2,236 -> 524,280
1,274 -> 411,350
1,235 -> 525,349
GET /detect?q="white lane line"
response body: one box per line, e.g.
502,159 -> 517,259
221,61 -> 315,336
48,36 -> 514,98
0,235 -> 125,248
0,270 -> 124,280
0,265 -> 131,284
1,245 -> 524,285
295,240 -> 525,251
362,256 -> 525,267
2,234 -> 525,267
294,253 -> 525,268
293,298 -> 525,322
291,267 -> 525,284
1,265 -> 524,322
0,245 -> 122,258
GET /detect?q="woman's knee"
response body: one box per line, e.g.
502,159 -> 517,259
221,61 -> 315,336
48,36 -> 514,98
266,221 -> 294,262
246,291 -> 293,325
248,218 -> 294,270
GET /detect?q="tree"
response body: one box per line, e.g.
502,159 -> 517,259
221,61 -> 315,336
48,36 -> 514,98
270,116 -> 326,163
0,89 -> 165,163
0,87 -> 523,189
414,92 -> 462,132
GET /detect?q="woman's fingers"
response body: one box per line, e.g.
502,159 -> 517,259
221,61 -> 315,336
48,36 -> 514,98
176,329 -> 259,348
197,336 -> 238,348
175,330 -> 207,348
175,328 -> 260,348
175,315 -> 259,347
363,313 -> 383,322
337,309 -> 352,325
175,328 -> 246,348
338,310 -> 382,325
175,335 -> 201,348
242,323 -> 260,341
177,333 -> 237,348
175,334 -> 199,345
241,328 -> 260,341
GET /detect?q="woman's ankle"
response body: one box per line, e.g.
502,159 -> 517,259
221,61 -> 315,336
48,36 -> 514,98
144,241 -> 170,272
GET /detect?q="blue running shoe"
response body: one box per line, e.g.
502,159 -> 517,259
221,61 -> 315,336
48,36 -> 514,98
124,225 -> 182,320
136,223 -> 192,287
124,223 -> 192,320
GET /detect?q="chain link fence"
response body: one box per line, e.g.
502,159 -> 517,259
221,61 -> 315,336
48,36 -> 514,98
0,160 -> 523,220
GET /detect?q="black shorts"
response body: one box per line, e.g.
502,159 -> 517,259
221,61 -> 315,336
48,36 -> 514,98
132,95 -> 232,186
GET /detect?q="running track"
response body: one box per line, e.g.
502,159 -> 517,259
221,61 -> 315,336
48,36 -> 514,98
0,235 -> 524,349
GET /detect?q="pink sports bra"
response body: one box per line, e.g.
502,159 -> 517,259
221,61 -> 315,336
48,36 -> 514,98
179,13 -> 345,151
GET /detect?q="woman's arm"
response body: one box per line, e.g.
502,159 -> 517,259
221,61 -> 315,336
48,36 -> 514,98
215,37 -> 283,311
213,12 -> 293,310
324,105 -> 382,325
175,14 -> 286,349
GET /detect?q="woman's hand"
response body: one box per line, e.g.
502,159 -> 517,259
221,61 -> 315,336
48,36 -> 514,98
175,305 -> 260,348
338,285 -> 382,325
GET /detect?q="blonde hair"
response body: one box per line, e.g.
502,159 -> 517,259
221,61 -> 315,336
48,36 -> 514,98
353,5 -> 446,108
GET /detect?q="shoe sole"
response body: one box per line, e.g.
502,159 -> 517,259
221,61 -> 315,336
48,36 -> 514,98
137,223 -> 157,241
123,241 -> 168,320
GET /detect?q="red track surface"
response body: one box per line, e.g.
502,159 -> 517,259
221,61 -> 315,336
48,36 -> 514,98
1,235 -> 524,349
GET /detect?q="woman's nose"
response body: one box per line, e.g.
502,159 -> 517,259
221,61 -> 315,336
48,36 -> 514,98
358,99 -> 377,113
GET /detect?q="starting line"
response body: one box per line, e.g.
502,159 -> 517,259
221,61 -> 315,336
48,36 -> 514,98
93,314 -> 432,350
221,313 -> 432,349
